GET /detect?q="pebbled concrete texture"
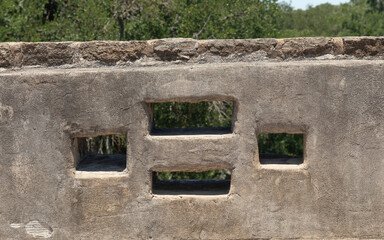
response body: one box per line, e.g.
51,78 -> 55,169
0,38 -> 384,239
1,37 -> 384,69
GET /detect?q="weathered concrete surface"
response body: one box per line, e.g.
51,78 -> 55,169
1,38 -> 384,239
1,37 -> 384,69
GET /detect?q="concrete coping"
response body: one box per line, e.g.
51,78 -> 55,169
1,37 -> 384,69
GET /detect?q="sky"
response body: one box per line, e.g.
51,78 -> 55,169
279,0 -> 350,10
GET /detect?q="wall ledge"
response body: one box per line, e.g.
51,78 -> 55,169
1,37 -> 384,69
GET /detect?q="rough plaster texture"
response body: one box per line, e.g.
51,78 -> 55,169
1,37 -> 384,239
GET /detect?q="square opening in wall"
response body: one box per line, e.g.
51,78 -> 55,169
152,169 -> 231,195
149,101 -> 234,135
258,133 -> 304,165
75,134 -> 127,172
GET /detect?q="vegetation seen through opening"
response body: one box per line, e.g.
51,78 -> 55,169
153,101 -> 233,129
84,103 -> 303,173
258,133 -> 304,165
152,170 -> 231,195
77,134 -> 127,171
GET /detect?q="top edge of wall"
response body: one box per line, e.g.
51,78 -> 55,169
1,37 -> 384,69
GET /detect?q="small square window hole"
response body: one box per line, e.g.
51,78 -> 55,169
74,134 -> 127,172
258,133 -> 304,165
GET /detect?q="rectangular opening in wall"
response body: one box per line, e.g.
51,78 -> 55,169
152,169 -> 231,195
75,134 -> 127,172
149,101 -> 234,135
258,133 -> 304,165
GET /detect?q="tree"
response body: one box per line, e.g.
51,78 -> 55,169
276,0 -> 384,37
367,0 -> 384,12
0,0 -> 281,42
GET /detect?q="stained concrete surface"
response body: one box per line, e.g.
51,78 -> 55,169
1,38 -> 384,239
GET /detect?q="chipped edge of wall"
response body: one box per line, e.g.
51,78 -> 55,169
0,37 -> 384,70
0,37 -> 384,69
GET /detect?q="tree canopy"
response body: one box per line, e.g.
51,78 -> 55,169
0,0 -> 281,41
277,0 -> 384,37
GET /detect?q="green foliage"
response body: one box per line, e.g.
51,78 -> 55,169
277,3 -> 347,37
0,0 -> 280,42
153,101 -> 233,128
0,1 -> 46,41
2,0 -> 384,42
258,133 -> 303,156
156,170 -> 231,180
86,134 -> 127,154
276,0 -> 384,37
367,0 -> 384,12
124,0 -> 281,39
161,0 -> 281,39
0,0 -> 119,41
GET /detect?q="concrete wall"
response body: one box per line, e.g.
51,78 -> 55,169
1,37 -> 384,239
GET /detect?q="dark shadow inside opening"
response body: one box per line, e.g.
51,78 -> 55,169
75,135 -> 127,172
258,133 -> 304,165
259,153 -> 303,165
77,154 -> 126,171
152,170 -> 231,195
150,127 -> 232,136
